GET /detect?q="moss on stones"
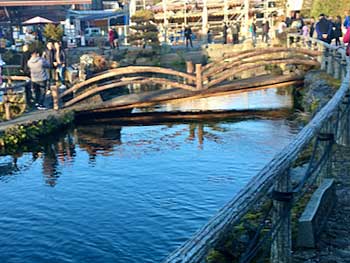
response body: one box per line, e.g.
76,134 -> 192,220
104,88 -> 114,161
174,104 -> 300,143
0,111 -> 74,154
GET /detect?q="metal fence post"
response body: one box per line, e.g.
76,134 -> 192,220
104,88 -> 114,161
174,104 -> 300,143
270,171 -> 292,263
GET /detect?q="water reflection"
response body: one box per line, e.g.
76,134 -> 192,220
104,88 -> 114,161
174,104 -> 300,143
0,120 -> 268,187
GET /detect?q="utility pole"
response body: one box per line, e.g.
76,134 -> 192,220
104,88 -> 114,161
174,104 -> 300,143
162,0 -> 168,43
224,0 -> 228,23
244,0 -> 249,35
184,0 -> 188,25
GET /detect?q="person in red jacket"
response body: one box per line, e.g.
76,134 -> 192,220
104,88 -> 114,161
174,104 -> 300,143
344,27 -> 350,57
344,27 -> 350,43
108,28 -> 115,49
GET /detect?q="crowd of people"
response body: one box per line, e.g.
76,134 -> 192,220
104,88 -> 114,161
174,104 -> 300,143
26,40 -> 66,110
276,11 -> 350,46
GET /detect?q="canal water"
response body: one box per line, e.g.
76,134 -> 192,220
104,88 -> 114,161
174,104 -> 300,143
0,88 -> 300,263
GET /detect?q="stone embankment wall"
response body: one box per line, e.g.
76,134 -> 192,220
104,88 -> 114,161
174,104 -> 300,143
297,70 -> 340,115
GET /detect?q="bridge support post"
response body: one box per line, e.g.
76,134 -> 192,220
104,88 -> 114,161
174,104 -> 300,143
270,171 -> 292,263
51,85 -> 60,110
196,64 -> 203,90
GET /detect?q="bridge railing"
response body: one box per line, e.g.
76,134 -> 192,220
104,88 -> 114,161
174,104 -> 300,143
58,66 -> 199,108
163,35 -> 350,263
58,46 -> 320,109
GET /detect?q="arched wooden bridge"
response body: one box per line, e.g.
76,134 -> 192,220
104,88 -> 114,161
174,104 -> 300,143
54,46 -> 322,114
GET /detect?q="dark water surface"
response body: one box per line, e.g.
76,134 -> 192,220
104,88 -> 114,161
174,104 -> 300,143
0,89 -> 299,263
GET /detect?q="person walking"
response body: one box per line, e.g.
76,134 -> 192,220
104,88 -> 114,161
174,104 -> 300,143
333,16 -> 343,46
249,21 -> 257,47
184,26 -> 193,48
54,42 -> 66,86
27,50 -> 49,110
113,27 -> 119,50
223,23 -> 228,44
108,27 -> 115,49
231,22 -> 239,44
207,29 -> 212,45
262,21 -> 270,43
316,14 -> 332,43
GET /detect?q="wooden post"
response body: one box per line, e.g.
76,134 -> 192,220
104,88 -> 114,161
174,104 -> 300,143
317,120 -> 334,185
3,94 -> 11,121
196,64 -> 203,90
271,171 -> 292,263
333,51 -> 341,80
186,61 -> 194,74
186,61 -> 194,85
340,57 -> 348,80
317,43 -> 325,68
326,49 -> 333,76
51,85 -> 60,110
338,93 -> 350,147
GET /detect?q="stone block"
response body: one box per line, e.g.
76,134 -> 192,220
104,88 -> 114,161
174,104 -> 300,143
297,179 -> 336,248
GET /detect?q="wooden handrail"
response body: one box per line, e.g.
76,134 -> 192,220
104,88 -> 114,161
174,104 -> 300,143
206,58 -> 320,88
60,66 -> 197,99
203,48 -> 321,79
163,34 -> 350,263
63,77 -> 197,107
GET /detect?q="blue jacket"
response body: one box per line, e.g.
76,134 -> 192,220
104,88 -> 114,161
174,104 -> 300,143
315,18 -> 332,40
344,16 -> 350,28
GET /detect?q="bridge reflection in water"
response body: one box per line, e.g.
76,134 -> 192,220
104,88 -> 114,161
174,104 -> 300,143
0,89 -> 300,263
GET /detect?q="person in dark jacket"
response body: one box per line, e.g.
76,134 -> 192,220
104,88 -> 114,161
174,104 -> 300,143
262,21 -> 270,43
223,22 -> 228,44
27,50 -> 49,109
42,41 -> 56,85
334,16 -> 343,46
315,14 -> 332,43
184,26 -> 193,48
309,17 -> 316,37
231,22 -> 239,44
54,42 -> 66,85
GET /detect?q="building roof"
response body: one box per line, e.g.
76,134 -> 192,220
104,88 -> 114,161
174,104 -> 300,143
0,0 -> 91,6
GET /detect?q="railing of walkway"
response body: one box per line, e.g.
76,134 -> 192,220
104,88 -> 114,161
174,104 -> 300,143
163,35 -> 350,263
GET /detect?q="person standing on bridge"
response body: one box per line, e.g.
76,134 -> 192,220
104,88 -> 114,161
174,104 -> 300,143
27,49 -> 49,110
316,14 -> 332,44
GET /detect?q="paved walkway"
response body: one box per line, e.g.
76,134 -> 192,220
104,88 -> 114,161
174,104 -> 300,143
293,144 -> 350,263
